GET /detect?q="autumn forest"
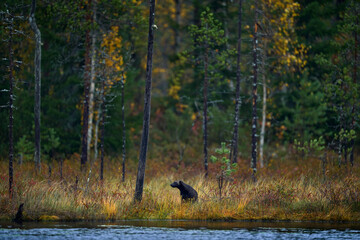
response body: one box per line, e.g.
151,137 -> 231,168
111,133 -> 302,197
0,0 -> 359,222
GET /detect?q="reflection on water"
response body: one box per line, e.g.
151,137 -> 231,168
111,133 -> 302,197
1,220 -> 360,239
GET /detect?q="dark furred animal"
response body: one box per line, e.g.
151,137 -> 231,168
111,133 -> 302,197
13,203 -> 24,224
170,181 -> 198,202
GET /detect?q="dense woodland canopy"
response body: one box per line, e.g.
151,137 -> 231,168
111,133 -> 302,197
0,0 -> 359,175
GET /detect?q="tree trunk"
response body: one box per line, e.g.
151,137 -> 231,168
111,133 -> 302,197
87,0 -> 97,158
322,151 -> 327,182
350,6 -> 358,167
93,104 -> 101,163
134,0 -> 156,202
222,0 -> 229,50
121,74 -> 126,182
81,0 -> 92,170
48,162 -> 52,178
100,76 -> 105,181
8,18 -> 14,198
259,42 -> 267,168
203,46 -> 209,177
338,132 -> 342,167
174,0 -> 181,53
60,157 -> 63,181
86,83 -> 102,190
231,0 -> 242,164
251,0 -> 259,182
29,0 -> 41,172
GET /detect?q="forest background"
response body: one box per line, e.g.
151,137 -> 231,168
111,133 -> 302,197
0,0 -> 359,221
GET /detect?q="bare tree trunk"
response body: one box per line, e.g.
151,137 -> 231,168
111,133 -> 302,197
121,74 -> 126,182
93,104 -> 101,163
100,77 -> 105,181
174,0 -> 181,53
259,42 -> 267,168
134,0 -> 156,202
203,46 -> 209,178
350,6 -> 358,167
344,141 -> 348,165
87,0 -> 97,158
29,0 -> 41,172
222,0 -> 229,50
231,0 -> 242,164
251,0 -> 259,182
322,151 -> 327,182
8,19 -> 14,198
86,85 -> 102,191
60,157 -> 63,181
338,107 -> 344,167
81,0 -> 92,170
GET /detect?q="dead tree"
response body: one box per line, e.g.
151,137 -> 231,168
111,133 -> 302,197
7,14 -> 15,198
121,73 -> 126,182
29,0 -> 42,172
231,0 -> 243,164
251,0 -> 259,182
87,0 -> 97,159
203,45 -> 209,177
134,0 -> 156,202
81,0 -> 93,170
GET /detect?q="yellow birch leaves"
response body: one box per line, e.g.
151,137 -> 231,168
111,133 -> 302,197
261,0 -> 307,73
101,26 -> 125,88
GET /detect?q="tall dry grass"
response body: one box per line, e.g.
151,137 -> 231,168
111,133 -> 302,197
0,154 -> 360,221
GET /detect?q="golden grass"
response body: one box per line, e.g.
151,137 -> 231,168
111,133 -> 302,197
0,156 -> 360,222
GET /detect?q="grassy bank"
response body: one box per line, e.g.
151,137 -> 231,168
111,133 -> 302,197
1,156 -> 360,222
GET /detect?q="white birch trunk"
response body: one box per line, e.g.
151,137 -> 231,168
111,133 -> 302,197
259,49 -> 266,168
87,0 -> 97,157
29,0 -> 41,171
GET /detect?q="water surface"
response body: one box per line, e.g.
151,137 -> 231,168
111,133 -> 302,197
1,220 -> 360,239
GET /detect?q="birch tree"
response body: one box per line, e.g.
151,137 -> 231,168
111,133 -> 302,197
251,0 -> 259,182
7,12 -> 15,198
1,8 -> 23,197
257,0 -> 304,168
29,0 -> 41,172
87,0 -> 97,160
81,0 -> 93,170
230,0 -> 242,164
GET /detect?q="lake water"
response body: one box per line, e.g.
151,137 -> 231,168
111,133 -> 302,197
1,220 -> 360,239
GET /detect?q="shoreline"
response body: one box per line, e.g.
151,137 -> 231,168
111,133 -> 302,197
1,218 -> 360,230
1,217 -> 360,224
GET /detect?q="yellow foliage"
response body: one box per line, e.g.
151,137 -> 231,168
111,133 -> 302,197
191,113 -> 197,121
261,0 -> 307,74
176,103 -> 188,112
169,85 -> 181,100
100,25 -> 126,90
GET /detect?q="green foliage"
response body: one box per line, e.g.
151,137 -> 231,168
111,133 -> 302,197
294,136 -> 325,158
335,128 -> 357,152
314,1 -> 360,151
189,8 -> 226,48
281,74 -> 327,142
0,0 -> 358,164
42,128 -> 60,160
210,142 -> 237,177
15,135 -> 34,162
